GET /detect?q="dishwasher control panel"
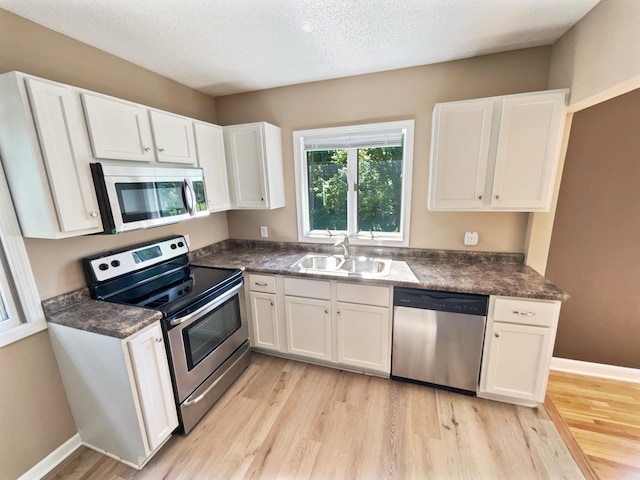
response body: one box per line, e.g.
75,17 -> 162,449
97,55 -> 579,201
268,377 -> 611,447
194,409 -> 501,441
393,288 -> 488,316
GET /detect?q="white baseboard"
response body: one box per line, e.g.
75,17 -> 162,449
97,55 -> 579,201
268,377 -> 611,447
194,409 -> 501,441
18,433 -> 81,480
551,357 -> 640,383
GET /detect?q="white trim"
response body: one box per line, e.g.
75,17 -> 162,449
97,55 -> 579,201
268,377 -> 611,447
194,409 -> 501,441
0,160 -> 47,348
17,433 -> 81,480
551,357 -> 640,383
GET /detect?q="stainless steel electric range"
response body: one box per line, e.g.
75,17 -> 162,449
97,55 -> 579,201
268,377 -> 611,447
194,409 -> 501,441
83,235 -> 250,434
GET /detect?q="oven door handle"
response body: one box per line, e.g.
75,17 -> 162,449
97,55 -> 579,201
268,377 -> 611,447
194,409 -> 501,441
169,282 -> 243,327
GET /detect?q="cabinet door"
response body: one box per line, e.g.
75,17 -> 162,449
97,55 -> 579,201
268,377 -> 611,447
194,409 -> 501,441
25,78 -> 102,233
127,324 -> 178,451
481,322 -> 553,403
491,92 -> 566,210
284,296 -> 331,361
224,124 -> 267,208
194,121 -> 231,212
149,110 -> 197,165
249,291 -> 279,351
336,302 -> 390,373
428,99 -> 494,210
82,92 -> 155,162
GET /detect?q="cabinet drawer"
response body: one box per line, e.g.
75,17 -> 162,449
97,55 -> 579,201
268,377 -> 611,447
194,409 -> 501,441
284,277 -> 330,300
492,297 -> 559,327
248,274 -> 276,293
337,283 -> 390,308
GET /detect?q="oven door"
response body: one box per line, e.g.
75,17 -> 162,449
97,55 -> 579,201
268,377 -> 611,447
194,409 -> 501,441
166,281 -> 248,403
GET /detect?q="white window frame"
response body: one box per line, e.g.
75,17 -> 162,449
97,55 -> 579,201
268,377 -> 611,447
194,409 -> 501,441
0,161 -> 46,348
293,120 -> 414,247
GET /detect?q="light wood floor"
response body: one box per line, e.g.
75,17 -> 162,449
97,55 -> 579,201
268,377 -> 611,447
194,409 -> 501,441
546,370 -> 640,480
45,353 -> 582,480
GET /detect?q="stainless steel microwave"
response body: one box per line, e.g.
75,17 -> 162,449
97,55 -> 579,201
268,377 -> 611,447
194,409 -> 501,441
90,163 -> 209,234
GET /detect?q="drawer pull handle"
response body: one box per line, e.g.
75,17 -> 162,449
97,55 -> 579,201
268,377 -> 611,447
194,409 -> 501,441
513,310 -> 536,316
255,282 -> 268,286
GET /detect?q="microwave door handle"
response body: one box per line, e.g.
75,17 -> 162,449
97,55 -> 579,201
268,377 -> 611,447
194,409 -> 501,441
183,180 -> 196,216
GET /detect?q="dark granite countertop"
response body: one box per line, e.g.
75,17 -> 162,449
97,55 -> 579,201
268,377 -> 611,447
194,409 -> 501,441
43,287 -> 163,339
43,239 -> 567,339
191,240 -> 569,302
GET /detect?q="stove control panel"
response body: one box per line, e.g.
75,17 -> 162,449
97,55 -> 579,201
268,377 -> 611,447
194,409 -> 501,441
87,236 -> 189,282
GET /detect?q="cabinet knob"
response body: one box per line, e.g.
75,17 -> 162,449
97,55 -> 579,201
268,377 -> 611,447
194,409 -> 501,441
495,194 -> 500,200
155,337 -> 163,343
324,309 -> 328,314
158,148 -> 165,153
494,333 -> 500,338
90,212 -> 99,218
144,147 -> 151,152
478,195 -> 483,200
270,301 -> 274,306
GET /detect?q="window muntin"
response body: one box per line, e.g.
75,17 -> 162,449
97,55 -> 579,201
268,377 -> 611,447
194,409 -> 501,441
294,120 -> 414,246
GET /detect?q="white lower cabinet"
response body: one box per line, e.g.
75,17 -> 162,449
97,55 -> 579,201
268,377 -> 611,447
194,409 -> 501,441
247,274 -> 392,375
285,296 -> 332,361
48,321 -> 178,469
249,291 -> 280,351
336,302 -> 390,373
479,296 -> 560,406
247,274 -> 281,352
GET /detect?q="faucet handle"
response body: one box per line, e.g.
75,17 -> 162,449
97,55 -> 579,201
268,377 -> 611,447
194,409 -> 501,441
326,229 -> 334,237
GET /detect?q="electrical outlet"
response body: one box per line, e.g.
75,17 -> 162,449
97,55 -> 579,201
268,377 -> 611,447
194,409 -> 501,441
464,231 -> 478,246
260,226 -> 268,238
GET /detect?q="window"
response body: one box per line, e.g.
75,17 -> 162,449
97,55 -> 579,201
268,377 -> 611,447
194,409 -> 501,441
293,120 -> 414,246
0,162 -> 46,348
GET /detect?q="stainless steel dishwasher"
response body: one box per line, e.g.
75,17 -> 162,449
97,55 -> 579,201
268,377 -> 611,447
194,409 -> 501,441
391,288 -> 488,395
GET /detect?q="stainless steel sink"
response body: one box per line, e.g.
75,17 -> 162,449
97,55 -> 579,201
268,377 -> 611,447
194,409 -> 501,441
292,254 -> 391,277
293,254 -> 344,271
342,257 -> 392,276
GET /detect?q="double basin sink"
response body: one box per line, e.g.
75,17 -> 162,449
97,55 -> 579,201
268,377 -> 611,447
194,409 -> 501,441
292,254 -> 392,277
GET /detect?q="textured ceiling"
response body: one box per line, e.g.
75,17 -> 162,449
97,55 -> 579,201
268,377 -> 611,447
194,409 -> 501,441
0,0 -> 600,97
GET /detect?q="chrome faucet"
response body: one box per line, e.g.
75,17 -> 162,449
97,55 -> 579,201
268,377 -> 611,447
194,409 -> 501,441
334,233 -> 350,259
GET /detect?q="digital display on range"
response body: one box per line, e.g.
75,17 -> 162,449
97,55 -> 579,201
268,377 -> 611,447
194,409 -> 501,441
132,245 -> 162,264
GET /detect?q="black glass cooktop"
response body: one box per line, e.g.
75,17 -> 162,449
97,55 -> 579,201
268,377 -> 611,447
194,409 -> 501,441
91,258 -> 242,319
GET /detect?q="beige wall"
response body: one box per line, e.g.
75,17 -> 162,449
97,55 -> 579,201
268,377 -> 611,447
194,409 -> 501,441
527,0 -> 640,274
548,0 -> 640,111
545,88 -> 640,368
216,48 -> 552,252
0,9 -> 224,478
0,332 -> 77,480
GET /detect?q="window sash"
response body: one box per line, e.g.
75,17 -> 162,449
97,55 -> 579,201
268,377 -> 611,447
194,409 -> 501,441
294,120 -> 414,247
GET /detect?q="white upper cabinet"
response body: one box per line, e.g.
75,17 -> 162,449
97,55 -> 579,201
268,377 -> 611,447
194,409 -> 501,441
149,110 -> 197,165
0,72 -> 103,238
429,99 -> 494,210
193,121 -> 231,212
82,92 -> 156,162
82,93 -> 198,165
223,122 -> 285,210
491,93 -> 567,210
428,89 -> 568,212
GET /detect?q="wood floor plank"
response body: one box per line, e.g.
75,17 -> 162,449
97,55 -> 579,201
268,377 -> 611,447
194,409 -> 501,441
44,354 -> 583,480
546,370 -> 640,480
